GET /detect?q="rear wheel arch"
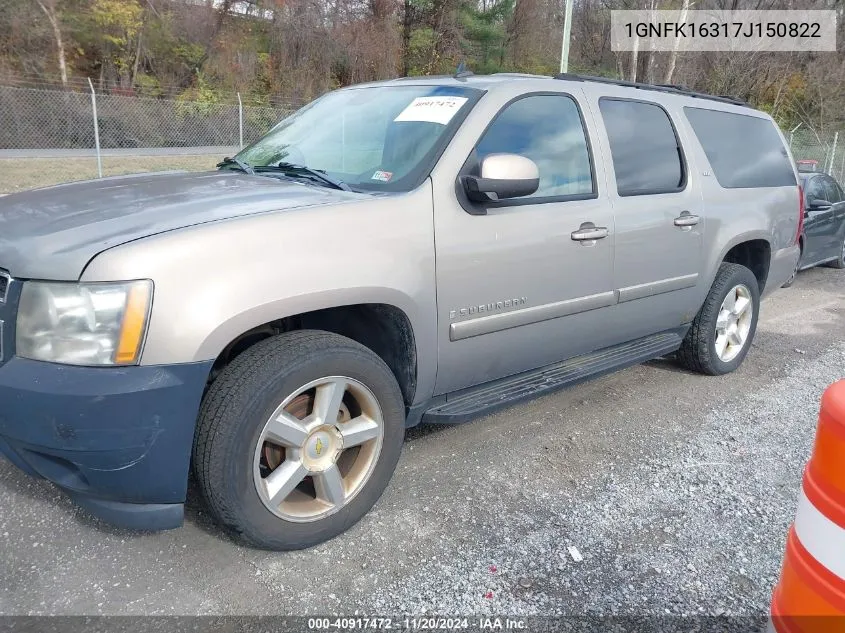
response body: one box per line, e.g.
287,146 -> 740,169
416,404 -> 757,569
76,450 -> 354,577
718,238 -> 771,294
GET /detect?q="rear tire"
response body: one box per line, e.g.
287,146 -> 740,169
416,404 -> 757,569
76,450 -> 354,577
193,330 -> 405,550
677,263 -> 760,376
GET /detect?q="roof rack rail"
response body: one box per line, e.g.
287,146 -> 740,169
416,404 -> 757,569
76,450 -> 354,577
489,72 -> 548,79
454,61 -> 474,79
391,75 -> 451,81
553,73 -> 748,107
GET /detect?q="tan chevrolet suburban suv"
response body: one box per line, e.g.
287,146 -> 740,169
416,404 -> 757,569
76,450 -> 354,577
0,73 -> 801,549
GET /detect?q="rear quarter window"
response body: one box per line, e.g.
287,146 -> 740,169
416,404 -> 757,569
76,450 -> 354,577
684,107 -> 796,189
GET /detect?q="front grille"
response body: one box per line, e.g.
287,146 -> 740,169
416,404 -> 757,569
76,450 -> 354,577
0,271 -> 8,303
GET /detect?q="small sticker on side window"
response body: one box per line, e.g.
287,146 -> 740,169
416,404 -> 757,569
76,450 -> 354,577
394,96 -> 468,125
371,170 -> 393,182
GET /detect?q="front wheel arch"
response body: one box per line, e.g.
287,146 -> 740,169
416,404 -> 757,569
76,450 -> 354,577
205,302 -> 419,408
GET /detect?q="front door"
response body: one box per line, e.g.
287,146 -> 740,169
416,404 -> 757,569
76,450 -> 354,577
825,177 -> 845,260
821,176 -> 845,258
804,175 -> 837,263
431,90 -> 616,395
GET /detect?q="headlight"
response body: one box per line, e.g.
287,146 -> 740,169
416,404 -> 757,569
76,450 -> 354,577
16,280 -> 152,366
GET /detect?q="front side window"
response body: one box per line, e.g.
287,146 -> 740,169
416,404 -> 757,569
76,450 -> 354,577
235,85 -> 480,192
599,98 -> 685,196
807,177 -> 826,202
823,177 -> 842,203
471,94 -> 594,200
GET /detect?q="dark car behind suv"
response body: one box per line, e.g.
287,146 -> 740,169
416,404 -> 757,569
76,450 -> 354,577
783,172 -> 845,286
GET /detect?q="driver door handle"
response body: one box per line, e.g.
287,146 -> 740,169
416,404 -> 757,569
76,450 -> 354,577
571,224 -> 609,241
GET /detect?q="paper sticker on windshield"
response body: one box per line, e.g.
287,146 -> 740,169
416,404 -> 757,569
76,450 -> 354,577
371,170 -> 393,182
394,96 -> 468,125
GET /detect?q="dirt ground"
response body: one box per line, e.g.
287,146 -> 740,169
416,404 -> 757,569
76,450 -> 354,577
0,155 -> 216,194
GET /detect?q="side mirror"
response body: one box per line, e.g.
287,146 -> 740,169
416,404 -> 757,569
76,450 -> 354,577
808,197 -> 832,211
461,154 -> 540,203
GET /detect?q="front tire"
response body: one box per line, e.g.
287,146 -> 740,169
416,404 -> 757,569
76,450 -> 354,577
677,263 -> 760,376
193,330 -> 405,550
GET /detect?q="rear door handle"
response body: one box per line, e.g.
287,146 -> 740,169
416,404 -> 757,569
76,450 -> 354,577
571,224 -> 609,241
674,213 -> 700,228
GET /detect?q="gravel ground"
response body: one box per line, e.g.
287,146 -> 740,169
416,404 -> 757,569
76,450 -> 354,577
366,344 -> 837,617
1,266 -> 843,617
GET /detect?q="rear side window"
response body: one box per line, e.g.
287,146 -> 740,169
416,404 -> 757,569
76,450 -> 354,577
684,107 -> 796,189
599,98 -> 685,196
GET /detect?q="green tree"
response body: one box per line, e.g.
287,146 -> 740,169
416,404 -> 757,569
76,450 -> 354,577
91,0 -> 143,87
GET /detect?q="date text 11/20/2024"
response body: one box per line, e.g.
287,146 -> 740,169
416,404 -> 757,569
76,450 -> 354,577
307,617 -> 528,630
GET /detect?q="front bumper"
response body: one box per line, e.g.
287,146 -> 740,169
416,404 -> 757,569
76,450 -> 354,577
0,356 -> 212,530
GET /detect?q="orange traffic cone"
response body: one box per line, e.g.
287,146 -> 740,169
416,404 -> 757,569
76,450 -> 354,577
770,380 -> 845,633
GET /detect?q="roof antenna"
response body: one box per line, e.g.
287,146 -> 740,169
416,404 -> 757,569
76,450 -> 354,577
454,59 -> 473,79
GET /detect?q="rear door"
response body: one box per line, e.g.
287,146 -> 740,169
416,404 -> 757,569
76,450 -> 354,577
589,94 -> 704,336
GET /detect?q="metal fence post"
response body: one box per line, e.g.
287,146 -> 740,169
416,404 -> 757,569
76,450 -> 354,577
237,92 -> 244,149
827,131 -> 839,174
789,123 -> 802,150
87,78 -> 103,178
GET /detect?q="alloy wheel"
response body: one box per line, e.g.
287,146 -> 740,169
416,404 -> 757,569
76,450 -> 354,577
714,284 -> 754,363
252,376 -> 384,523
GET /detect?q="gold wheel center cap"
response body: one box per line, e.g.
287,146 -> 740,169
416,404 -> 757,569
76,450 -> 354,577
301,426 -> 343,472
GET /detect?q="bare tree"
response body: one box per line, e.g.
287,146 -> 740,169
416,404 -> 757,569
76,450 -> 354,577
663,0 -> 691,83
628,35 -> 639,81
34,0 -> 67,87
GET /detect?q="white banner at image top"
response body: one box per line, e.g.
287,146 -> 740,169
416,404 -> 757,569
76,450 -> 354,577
610,10 -> 837,52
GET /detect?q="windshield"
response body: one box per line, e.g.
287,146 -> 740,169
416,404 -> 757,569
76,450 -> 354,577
234,85 -> 481,192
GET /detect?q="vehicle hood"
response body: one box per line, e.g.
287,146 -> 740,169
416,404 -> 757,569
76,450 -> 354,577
0,171 -> 361,280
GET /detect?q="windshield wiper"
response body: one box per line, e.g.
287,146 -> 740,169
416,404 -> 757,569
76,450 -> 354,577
217,156 -> 255,175
255,162 -> 351,192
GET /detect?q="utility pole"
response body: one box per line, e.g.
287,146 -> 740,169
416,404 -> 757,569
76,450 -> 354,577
559,0 -> 574,73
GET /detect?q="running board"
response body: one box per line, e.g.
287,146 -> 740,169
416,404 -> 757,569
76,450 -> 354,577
422,330 -> 685,424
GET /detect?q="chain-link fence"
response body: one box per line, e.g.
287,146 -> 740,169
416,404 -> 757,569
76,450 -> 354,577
0,85 -> 297,151
3,83 -> 845,189
788,128 -> 845,184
